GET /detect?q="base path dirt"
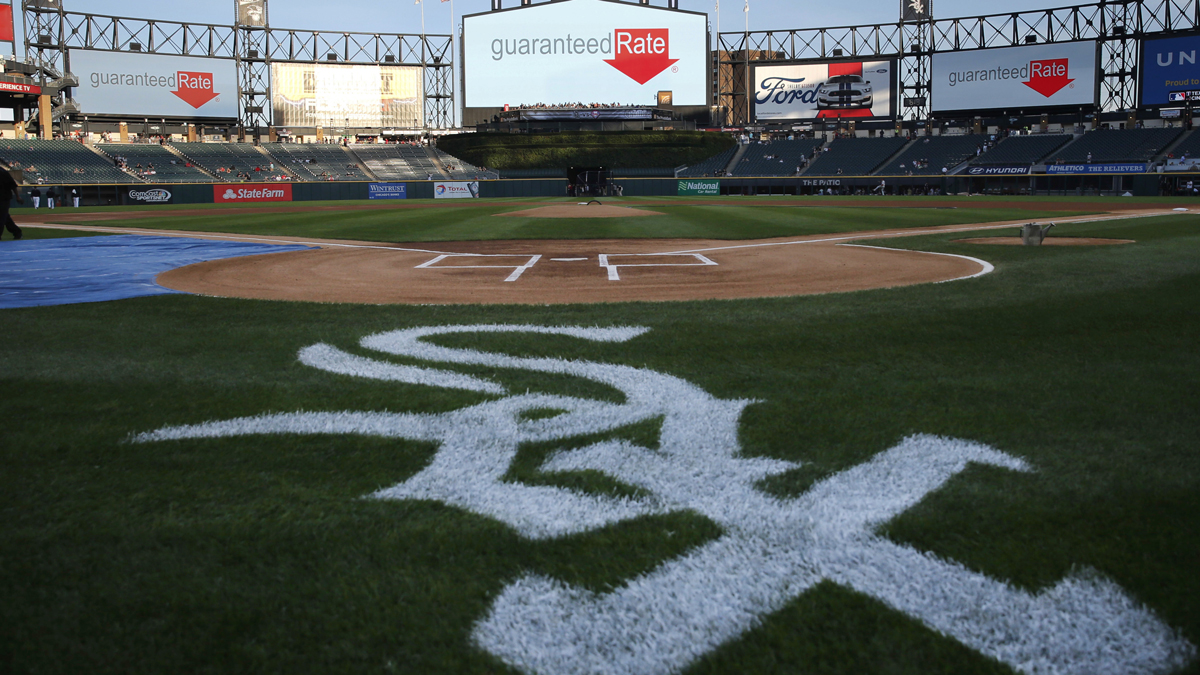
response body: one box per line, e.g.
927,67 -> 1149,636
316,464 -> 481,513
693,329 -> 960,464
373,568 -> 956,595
956,237 -> 1135,246
28,208 -> 1172,306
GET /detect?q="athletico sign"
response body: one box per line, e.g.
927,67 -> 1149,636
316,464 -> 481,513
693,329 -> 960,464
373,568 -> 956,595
677,179 -> 719,196
932,42 -> 1097,112
463,0 -> 707,107
213,184 -> 293,203
1046,163 -> 1146,174
70,49 -> 237,118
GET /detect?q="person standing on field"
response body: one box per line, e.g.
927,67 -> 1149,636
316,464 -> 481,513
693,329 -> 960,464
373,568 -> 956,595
0,166 -> 24,240
46,187 -> 56,209
72,188 -> 79,208
30,186 -> 40,209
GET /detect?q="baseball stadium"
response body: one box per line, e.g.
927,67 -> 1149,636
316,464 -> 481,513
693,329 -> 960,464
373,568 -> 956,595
2,0 -> 1199,673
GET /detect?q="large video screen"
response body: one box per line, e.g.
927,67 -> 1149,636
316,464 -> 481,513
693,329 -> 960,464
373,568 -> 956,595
69,49 -> 238,118
932,41 -> 1097,112
463,0 -> 708,108
753,61 -> 895,121
271,63 -> 423,128
1141,34 -> 1200,106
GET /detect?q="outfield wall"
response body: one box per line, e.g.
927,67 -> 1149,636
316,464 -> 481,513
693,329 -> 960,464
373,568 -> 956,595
7,173 -> 1181,207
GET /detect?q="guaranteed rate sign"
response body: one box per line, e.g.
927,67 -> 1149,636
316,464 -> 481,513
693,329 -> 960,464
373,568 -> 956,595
70,49 -> 237,118
464,0 -> 707,107
932,42 -> 1097,112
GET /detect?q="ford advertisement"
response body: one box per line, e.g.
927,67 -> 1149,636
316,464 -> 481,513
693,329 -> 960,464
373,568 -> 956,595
463,0 -> 708,107
753,61 -> 895,121
1141,34 -> 1200,107
931,42 -> 1098,112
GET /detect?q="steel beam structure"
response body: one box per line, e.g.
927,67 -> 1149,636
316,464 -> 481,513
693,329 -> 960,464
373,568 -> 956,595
22,5 -> 452,130
719,0 -> 1200,127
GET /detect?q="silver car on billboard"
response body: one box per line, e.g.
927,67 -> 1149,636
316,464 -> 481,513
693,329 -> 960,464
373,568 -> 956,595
816,74 -> 873,109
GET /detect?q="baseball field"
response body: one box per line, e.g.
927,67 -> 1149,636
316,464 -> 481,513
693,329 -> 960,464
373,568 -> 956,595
2,195 -> 1198,675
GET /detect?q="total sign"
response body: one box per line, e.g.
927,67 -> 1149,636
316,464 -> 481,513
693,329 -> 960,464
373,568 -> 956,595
463,0 -> 708,107
932,42 -> 1098,112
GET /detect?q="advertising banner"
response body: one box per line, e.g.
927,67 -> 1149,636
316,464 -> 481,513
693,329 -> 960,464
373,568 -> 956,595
753,61 -> 894,121
0,81 -> 40,94
1141,35 -> 1200,106
964,165 -> 1031,176
433,182 -> 480,199
463,0 -> 708,107
213,184 -> 293,203
368,183 -> 408,200
272,63 -> 423,128
1045,163 -> 1146,174
0,4 -> 14,43
677,179 -> 719,195
932,42 -> 1097,112
70,50 -> 238,118
125,187 -> 174,205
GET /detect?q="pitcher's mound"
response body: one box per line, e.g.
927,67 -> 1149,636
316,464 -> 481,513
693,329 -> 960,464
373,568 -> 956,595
499,204 -> 664,218
955,237 -> 1135,246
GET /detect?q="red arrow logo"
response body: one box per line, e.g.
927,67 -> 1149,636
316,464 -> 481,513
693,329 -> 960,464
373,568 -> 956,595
1023,59 -> 1074,98
604,29 -> 678,85
172,71 -> 220,109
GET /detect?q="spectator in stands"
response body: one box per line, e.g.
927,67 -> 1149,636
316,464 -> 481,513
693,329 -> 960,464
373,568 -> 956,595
30,186 -> 40,209
0,163 -> 23,240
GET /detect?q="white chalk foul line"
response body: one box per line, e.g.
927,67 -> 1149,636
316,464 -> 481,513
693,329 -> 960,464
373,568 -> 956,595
837,243 -> 996,282
598,253 -> 719,281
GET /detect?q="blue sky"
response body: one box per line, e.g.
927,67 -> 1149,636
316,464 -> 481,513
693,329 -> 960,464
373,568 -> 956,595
34,0 -> 1071,38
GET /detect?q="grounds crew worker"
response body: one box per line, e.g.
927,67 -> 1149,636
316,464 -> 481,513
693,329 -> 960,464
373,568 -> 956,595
0,165 -> 24,240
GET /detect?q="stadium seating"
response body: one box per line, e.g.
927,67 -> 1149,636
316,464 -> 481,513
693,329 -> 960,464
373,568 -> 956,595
260,143 -> 366,181
171,142 -> 286,182
730,139 -> 825,177
95,143 -> 214,183
678,145 -> 739,177
433,148 -> 498,180
966,134 -> 1072,166
803,136 -> 909,176
0,139 -> 140,184
1158,129 -> 1199,159
1044,128 -> 1183,164
877,135 -> 979,175
351,145 -> 444,180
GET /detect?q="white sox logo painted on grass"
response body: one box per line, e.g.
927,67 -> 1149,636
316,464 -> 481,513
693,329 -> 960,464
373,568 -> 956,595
135,325 -> 1195,675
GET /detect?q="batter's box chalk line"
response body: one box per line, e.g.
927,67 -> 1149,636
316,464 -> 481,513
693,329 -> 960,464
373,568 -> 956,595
598,253 -> 718,281
416,253 -> 543,282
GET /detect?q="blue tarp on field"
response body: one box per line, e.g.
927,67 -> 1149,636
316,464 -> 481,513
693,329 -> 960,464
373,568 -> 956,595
0,235 -> 313,309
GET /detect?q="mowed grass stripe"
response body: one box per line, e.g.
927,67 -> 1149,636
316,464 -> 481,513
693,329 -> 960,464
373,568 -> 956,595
1,210 -> 1197,674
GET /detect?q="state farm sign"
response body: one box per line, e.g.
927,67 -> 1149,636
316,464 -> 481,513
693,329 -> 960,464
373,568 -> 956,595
464,0 -> 707,107
214,184 -> 293,203
932,42 -> 1097,112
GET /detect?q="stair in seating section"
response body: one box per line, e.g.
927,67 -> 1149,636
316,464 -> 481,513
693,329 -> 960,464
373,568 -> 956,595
724,143 -> 749,175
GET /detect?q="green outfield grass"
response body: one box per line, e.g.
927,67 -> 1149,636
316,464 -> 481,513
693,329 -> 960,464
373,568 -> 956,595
2,205 -> 1198,675
58,201 -> 1091,242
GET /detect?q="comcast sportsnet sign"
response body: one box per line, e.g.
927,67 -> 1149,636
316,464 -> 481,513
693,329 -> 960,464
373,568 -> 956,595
214,184 -> 293,203
464,0 -> 707,107
932,42 -> 1097,112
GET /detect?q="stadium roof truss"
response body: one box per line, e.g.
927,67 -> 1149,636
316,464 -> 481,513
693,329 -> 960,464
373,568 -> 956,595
718,0 -> 1200,126
22,4 -> 454,129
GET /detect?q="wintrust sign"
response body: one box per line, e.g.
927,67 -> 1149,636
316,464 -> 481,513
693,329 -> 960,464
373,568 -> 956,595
214,184 -> 293,203
932,42 -> 1097,112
